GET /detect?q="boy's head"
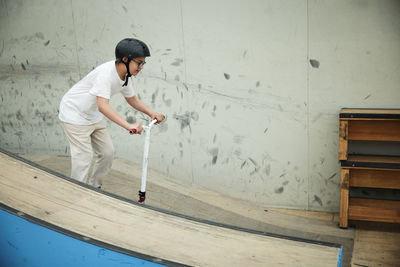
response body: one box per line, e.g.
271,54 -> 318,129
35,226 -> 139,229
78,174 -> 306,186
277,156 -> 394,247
115,38 -> 150,62
115,38 -> 150,86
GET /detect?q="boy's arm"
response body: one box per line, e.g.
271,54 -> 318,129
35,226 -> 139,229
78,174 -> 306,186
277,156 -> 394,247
97,96 -> 143,134
125,95 -> 165,123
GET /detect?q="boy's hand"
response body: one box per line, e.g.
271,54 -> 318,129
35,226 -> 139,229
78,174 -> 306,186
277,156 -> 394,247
128,123 -> 143,135
151,113 -> 165,124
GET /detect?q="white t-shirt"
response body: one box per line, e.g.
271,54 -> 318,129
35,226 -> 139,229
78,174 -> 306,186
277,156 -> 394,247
59,60 -> 135,125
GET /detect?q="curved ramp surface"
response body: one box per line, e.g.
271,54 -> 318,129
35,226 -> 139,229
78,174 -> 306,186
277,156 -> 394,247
0,206 -> 167,267
0,151 -> 342,266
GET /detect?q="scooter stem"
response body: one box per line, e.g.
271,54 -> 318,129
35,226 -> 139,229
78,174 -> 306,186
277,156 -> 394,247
138,119 -> 157,203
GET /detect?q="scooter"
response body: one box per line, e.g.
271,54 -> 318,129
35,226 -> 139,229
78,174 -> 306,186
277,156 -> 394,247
130,119 -> 158,203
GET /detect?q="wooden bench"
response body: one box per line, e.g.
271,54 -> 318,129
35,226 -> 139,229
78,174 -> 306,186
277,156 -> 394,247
339,109 -> 400,228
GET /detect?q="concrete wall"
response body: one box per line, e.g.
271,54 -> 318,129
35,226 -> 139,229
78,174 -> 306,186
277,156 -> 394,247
1,0 -> 399,211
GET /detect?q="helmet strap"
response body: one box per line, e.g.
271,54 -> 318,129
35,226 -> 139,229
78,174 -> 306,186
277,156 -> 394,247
123,59 -> 131,87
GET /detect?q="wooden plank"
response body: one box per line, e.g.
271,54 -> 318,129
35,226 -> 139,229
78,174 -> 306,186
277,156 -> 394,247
0,152 -> 341,266
342,155 -> 400,169
340,118 -> 399,121
349,198 -> 400,223
341,166 -> 400,172
346,155 -> 400,164
338,120 -> 348,160
349,169 -> 400,189
347,120 -> 400,141
340,169 -> 350,228
340,109 -> 400,120
340,108 -> 400,115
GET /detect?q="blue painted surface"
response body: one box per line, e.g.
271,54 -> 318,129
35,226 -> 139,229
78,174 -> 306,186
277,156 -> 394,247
337,246 -> 343,267
0,208 -> 166,267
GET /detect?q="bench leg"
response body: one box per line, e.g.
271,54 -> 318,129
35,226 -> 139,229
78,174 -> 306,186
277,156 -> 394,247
340,168 -> 350,228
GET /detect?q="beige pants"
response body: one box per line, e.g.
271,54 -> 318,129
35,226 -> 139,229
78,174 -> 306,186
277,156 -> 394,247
61,120 -> 114,188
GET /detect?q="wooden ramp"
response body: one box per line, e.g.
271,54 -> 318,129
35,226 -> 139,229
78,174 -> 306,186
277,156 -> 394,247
0,151 -> 342,266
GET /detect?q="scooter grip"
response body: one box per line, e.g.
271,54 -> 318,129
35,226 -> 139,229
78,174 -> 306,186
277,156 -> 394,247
129,129 -> 137,135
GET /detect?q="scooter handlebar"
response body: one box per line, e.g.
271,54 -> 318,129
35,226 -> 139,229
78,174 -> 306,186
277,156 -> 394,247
148,119 -> 158,127
128,119 -> 158,135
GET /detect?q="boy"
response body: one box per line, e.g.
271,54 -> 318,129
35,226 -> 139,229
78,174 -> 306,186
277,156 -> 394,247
59,38 -> 164,188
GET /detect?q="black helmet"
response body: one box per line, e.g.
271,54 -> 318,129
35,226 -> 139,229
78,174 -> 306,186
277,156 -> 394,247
115,38 -> 151,62
115,38 -> 150,86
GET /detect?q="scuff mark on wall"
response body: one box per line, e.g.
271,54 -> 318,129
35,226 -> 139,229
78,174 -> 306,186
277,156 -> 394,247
34,110 -> 55,126
151,88 -> 159,104
312,113 -> 322,123
67,76 -> 76,87
1,122 -> 6,133
309,59 -> 320,68
16,110 -> 23,121
313,195 -> 323,206
190,111 -> 199,121
0,40 -> 4,57
275,187 -> 284,194
211,105 -> 216,117
126,116 -> 136,124
14,131 -> 24,137
264,164 -> 271,176
35,32 -> 45,40
233,135 -> 244,144
240,157 -> 260,176
162,93 -> 172,107
208,148 -> 219,165
173,111 -> 199,131
171,58 -> 183,66
327,173 -> 337,180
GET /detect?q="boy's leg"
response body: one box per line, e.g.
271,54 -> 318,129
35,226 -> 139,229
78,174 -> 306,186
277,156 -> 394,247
61,122 -> 94,183
88,120 -> 114,188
